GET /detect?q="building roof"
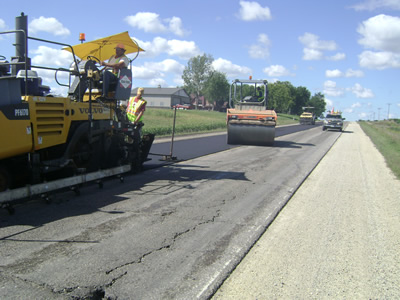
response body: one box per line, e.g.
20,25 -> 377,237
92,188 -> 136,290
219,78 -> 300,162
131,87 -> 188,97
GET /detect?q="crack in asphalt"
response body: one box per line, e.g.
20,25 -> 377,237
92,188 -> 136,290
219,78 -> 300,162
100,209 -> 222,294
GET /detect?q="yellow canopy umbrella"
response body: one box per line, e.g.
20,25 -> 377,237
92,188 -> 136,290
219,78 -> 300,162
63,31 -> 144,62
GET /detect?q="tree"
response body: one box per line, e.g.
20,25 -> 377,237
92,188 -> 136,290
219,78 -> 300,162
268,81 -> 295,113
204,71 -> 229,110
292,86 -> 311,115
182,54 -> 214,109
308,92 -> 326,117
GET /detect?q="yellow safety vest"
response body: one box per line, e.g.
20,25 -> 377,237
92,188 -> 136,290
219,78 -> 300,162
127,96 -> 146,123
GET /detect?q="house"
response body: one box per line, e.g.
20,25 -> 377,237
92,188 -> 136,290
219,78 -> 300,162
190,94 -> 228,111
131,86 -> 191,108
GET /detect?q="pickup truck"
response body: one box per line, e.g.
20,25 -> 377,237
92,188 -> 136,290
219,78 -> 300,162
322,113 -> 344,131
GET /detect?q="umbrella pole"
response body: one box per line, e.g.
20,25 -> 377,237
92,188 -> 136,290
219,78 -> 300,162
88,78 -> 93,143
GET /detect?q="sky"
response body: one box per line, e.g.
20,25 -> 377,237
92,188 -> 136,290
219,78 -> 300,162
1,0 -> 400,121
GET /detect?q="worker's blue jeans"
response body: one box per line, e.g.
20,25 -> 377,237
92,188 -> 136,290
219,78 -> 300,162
102,71 -> 117,97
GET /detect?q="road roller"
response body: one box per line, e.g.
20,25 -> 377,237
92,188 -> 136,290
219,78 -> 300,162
227,79 -> 277,146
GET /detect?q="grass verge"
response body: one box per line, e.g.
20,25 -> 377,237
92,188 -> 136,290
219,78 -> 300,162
142,108 -> 300,137
359,120 -> 400,179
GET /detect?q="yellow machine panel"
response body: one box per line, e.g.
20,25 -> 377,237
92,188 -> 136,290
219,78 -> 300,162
0,112 -> 33,160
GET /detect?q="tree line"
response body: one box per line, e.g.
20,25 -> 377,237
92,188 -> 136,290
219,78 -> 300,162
182,54 -> 326,117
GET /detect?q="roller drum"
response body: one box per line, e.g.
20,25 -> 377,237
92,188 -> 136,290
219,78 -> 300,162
227,123 -> 275,146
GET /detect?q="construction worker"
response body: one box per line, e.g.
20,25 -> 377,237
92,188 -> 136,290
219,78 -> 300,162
126,87 -> 147,126
257,86 -> 264,101
100,43 -> 129,97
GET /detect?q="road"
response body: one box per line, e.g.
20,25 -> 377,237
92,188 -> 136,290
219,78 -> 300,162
213,122 -> 400,299
1,123 -> 344,299
146,123 -> 317,166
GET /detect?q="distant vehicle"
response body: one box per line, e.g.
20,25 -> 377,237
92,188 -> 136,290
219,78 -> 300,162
323,112 -> 345,131
173,104 -> 191,110
299,107 -> 316,125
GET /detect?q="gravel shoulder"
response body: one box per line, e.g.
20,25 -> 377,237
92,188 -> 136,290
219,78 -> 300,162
213,122 -> 400,299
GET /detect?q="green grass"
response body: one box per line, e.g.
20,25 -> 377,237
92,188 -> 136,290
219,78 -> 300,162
141,108 -> 299,136
142,108 -> 227,136
359,120 -> 400,179
277,113 -> 300,125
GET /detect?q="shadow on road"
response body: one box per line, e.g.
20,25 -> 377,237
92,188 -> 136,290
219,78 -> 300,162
0,165 -> 249,229
274,140 -> 315,148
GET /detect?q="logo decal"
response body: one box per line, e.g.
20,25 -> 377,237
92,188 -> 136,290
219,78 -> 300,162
119,75 -> 132,89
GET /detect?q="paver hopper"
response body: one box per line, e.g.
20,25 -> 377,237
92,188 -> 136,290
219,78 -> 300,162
227,79 -> 277,146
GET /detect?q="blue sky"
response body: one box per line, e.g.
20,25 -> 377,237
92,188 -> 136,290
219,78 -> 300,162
1,0 -> 400,121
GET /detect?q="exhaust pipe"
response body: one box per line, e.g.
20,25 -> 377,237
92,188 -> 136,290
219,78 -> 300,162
12,12 -> 30,75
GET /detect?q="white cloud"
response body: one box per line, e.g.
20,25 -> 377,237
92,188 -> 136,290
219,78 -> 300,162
135,37 -> 167,57
148,78 -> 168,88
132,65 -> 160,79
357,14 -> 400,69
326,68 -> 365,77
132,59 -> 184,80
328,53 -> 346,61
167,40 -> 200,59
359,50 -> 400,69
238,1 -> 272,21
133,58 -> 185,88
263,65 -> 294,77
0,19 -> 5,30
212,58 -> 252,78
352,102 -> 362,108
29,17 -> 70,36
173,76 -> 184,86
126,12 -> 166,33
168,17 -> 186,37
125,12 -> 187,37
325,98 -> 333,108
249,33 -> 271,59
357,14 -> 400,53
31,46 -> 73,66
346,68 -> 365,77
302,48 -> 324,60
326,69 -> 343,77
323,80 -> 344,97
299,32 -> 337,51
299,33 -> 343,61
351,0 -> 400,11
144,59 -> 184,74
349,83 -> 374,98
135,37 -> 201,59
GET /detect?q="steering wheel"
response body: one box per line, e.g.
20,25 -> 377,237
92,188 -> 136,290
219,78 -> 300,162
87,56 -> 101,64
0,55 -> 6,61
87,56 -> 105,72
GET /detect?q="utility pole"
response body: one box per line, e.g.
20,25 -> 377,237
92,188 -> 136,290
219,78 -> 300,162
378,107 -> 381,120
387,103 -> 391,120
